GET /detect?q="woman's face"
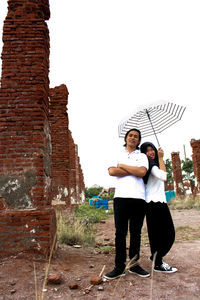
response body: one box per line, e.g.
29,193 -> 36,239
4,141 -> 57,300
146,146 -> 155,160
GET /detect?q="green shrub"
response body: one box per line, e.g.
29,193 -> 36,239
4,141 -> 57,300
74,203 -> 112,224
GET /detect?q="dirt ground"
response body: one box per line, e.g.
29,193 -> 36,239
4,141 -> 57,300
0,209 -> 200,300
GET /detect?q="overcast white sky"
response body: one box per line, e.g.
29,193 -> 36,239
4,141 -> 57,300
1,0 -> 200,188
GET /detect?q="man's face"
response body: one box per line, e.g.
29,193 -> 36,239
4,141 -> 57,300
126,130 -> 140,149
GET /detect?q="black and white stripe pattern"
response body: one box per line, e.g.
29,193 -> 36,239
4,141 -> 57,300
118,101 -> 186,138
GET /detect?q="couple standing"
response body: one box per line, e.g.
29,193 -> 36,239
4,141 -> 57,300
104,128 -> 177,280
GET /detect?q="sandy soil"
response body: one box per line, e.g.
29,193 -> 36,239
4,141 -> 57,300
0,209 -> 200,300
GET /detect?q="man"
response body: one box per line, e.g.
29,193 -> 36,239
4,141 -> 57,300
104,128 -> 150,279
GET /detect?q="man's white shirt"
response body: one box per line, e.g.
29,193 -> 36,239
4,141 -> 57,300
109,149 -> 149,200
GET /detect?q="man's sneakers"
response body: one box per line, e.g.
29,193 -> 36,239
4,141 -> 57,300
104,268 -> 125,280
104,264 -> 150,280
104,260 -> 177,280
154,262 -> 178,273
129,264 -> 150,278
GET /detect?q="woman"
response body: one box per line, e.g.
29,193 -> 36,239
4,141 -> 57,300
140,142 -> 177,273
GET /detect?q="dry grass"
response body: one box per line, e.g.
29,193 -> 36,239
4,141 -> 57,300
34,233 -> 57,300
56,211 -> 96,247
175,225 -> 200,242
109,255 -> 138,300
168,194 -> 200,210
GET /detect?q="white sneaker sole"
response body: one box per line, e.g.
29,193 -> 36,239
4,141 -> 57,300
128,270 -> 150,278
154,267 -> 178,274
103,273 -> 126,280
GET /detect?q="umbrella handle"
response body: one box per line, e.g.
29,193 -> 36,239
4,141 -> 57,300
146,110 -> 160,147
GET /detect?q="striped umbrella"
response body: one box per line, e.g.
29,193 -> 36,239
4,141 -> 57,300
118,100 -> 186,147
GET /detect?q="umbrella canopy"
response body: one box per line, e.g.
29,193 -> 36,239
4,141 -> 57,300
118,100 -> 186,147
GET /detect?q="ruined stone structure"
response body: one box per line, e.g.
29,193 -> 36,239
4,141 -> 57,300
49,85 -> 85,208
171,152 -> 185,196
0,1 -> 85,256
190,139 -> 200,193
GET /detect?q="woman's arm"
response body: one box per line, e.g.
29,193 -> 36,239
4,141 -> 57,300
151,166 -> 167,181
158,148 -> 166,172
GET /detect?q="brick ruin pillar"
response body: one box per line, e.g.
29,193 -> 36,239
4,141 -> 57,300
75,145 -> 85,204
49,85 -> 85,211
171,152 -> 185,196
67,137 -> 85,206
49,84 -> 70,207
190,139 -> 200,193
68,130 -> 77,205
0,0 -> 56,256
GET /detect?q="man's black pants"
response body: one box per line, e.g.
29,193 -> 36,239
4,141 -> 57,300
114,197 -> 146,270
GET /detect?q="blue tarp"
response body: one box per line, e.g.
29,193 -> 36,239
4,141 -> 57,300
165,190 -> 175,202
89,197 -> 108,209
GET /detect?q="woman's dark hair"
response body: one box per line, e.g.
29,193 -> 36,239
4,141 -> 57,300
124,128 -> 142,149
140,142 -> 159,184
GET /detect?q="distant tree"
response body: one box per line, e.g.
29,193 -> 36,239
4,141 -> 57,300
165,158 -> 174,186
102,191 -> 115,200
181,158 -> 195,191
85,186 -> 103,199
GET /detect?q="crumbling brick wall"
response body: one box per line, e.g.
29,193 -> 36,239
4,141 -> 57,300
0,0 -> 85,257
49,85 -> 70,206
68,132 -> 85,205
49,84 -> 85,208
0,0 -> 56,256
75,144 -> 85,204
190,139 -> 200,193
171,152 -> 185,196
0,0 -> 51,207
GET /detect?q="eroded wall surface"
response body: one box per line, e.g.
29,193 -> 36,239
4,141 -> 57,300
171,152 -> 185,195
49,85 -> 85,208
190,139 -> 200,193
0,0 -> 85,257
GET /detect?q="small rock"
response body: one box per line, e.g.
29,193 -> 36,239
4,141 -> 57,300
90,275 -> 103,285
10,290 -> 16,294
47,273 -> 62,284
108,242 -> 115,246
89,264 -> 95,268
73,245 -> 82,248
69,283 -> 79,290
9,280 -> 16,286
98,285 -> 104,291
103,250 -> 110,254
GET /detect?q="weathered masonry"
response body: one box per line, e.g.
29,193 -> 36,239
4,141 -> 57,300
190,139 -> 200,194
171,152 -> 185,196
0,0 -> 85,257
49,85 -> 85,208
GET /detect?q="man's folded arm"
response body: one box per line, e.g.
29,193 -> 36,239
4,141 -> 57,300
117,164 -> 147,178
108,167 -> 129,177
